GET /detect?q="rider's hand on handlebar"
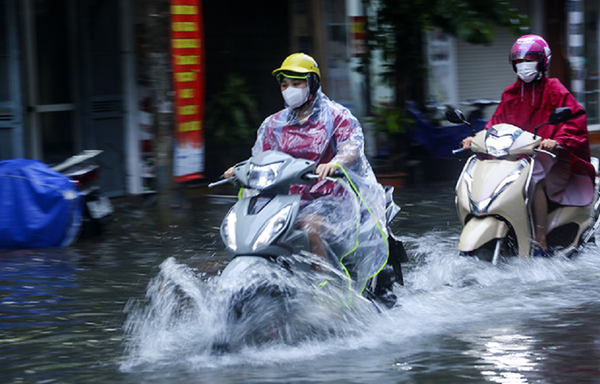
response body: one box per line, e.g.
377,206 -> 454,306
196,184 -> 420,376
316,163 -> 340,179
462,136 -> 473,149
539,139 -> 558,152
224,166 -> 234,179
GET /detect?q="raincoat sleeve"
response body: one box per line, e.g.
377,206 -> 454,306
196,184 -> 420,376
329,108 -> 363,170
324,101 -> 380,182
547,81 -> 590,164
304,96 -> 389,293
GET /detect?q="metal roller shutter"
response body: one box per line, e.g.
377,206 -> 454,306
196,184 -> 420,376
455,28 -> 520,120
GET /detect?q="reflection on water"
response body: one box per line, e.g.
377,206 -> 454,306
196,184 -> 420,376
0,249 -> 126,382
1,250 -> 80,329
1,185 -> 600,383
457,301 -> 600,384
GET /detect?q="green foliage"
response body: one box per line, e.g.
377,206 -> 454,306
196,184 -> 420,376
362,0 -> 530,104
373,0 -> 529,45
205,74 -> 261,149
371,104 -> 414,136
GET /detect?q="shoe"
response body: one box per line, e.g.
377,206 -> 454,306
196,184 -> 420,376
532,244 -> 554,257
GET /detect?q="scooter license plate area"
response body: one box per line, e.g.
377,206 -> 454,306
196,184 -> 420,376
87,196 -> 114,219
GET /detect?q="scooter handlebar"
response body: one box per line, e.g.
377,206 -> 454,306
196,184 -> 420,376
208,177 -> 234,188
209,171 -> 343,189
452,147 -> 469,155
453,145 -> 563,158
303,171 -> 344,183
534,148 -> 557,158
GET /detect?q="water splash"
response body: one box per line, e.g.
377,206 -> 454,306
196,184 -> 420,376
121,255 -> 384,370
121,234 -> 600,374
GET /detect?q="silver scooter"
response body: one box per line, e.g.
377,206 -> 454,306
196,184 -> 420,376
207,151 -> 406,350
209,150 -> 406,295
448,108 -> 600,264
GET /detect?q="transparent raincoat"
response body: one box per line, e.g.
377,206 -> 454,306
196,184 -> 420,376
252,88 -> 388,293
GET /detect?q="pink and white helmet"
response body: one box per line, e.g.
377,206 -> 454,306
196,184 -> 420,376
509,34 -> 552,72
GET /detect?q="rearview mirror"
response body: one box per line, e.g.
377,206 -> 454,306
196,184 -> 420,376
548,107 -> 572,125
445,109 -> 467,125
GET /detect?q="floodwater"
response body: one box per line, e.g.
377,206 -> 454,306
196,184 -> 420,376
2,183 -> 600,384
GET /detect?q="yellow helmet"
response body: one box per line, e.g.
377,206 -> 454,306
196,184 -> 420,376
272,53 -> 321,80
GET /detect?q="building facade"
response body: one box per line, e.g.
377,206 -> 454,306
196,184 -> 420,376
1,0 -> 598,197
0,0 -> 289,196
427,0 -> 600,131
0,0 -> 135,196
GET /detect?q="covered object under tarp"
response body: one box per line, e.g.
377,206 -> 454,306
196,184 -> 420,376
0,159 -> 82,249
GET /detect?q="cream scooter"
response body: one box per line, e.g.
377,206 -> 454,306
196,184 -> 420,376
447,108 -> 600,264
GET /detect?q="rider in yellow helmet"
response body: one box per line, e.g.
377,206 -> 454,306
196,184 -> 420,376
272,52 -> 321,78
272,53 -> 321,110
225,53 -> 389,294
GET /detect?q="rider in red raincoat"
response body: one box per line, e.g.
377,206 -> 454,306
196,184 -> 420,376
463,35 -> 595,255
484,73 -> 594,193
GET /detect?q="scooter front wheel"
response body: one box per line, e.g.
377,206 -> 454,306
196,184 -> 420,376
462,237 -> 508,264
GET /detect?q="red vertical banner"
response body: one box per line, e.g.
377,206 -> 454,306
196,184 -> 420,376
170,0 -> 205,182
350,16 -> 367,57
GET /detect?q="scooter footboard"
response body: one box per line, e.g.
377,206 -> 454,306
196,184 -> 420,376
458,216 -> 509,252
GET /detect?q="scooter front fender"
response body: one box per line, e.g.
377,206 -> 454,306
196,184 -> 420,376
458,216 -> 509,252
219,256 -> 273,282
219,255 -> 311,284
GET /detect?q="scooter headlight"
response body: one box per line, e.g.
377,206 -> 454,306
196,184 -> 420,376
485,126 -> 524,158
248,162 -> 284,190
222,210 -> 238,251
252,205 -> 292,251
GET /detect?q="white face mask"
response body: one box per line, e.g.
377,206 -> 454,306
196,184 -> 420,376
282,86 -> 310,109
516,62 -> 539,83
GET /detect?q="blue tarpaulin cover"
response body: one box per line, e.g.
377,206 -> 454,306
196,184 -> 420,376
0,159 -> 82,249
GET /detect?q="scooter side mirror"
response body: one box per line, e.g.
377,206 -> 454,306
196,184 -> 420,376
445,109 -> 467,125
548,107 -> 572,125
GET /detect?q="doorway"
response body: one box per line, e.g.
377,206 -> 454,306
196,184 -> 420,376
20,0 -> 127,196
23,0 -> 79,164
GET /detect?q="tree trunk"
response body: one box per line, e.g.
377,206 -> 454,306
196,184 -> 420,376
146,0 -> 184,228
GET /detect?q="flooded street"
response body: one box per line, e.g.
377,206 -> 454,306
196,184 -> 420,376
2,182 -> 600,383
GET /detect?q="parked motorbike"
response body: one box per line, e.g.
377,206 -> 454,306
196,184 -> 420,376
207,150 -> 407,351
407,99 -> 498,158
447,107 -> 600,264
51,150 -> 113,237
459,99 -> 500,131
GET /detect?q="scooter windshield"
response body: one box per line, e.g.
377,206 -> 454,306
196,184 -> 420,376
485,126 -> 524,157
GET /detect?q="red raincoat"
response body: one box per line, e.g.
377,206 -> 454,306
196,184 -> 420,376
485,76 -> 594,182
